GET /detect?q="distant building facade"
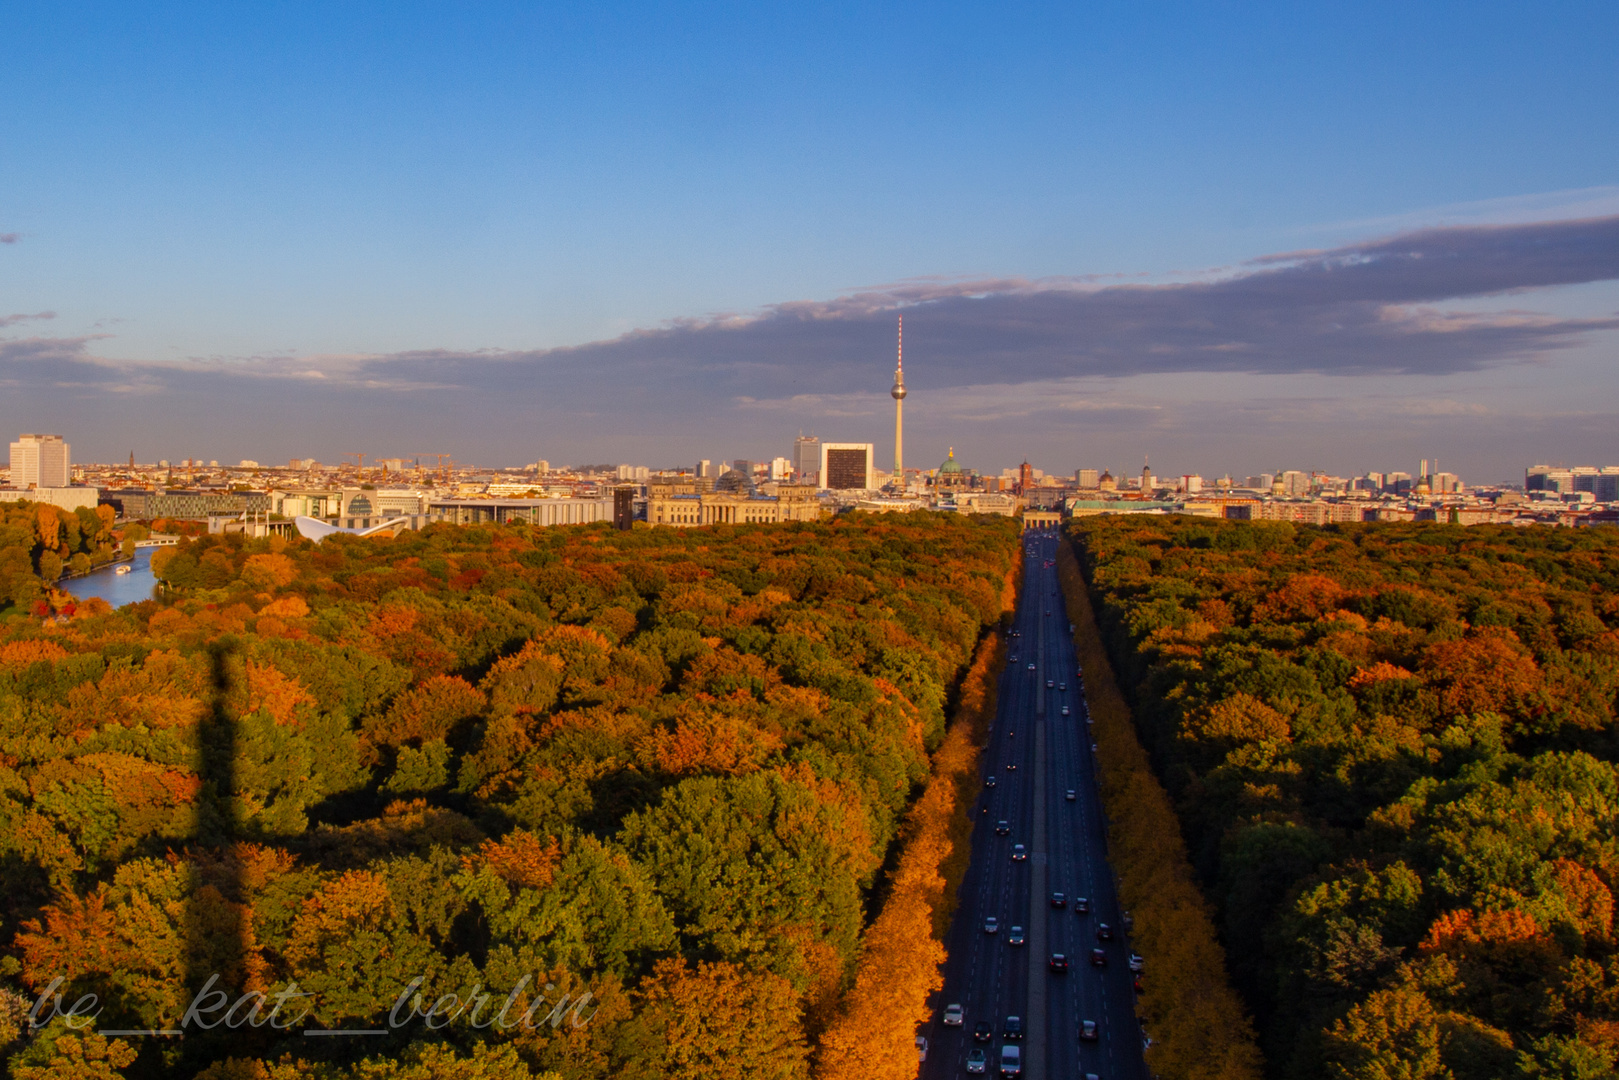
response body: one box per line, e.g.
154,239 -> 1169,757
647,484 -> 821,527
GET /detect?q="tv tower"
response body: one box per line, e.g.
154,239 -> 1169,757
891,316 -> 907,486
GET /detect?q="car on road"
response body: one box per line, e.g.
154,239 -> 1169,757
1060,706 -> 1070,716
1006,762 -> 1017,771
1074,896 -> 1090,913
1065,789 -> 1076,801
1130,953 -> 1145,973
999,1043 -> 1022,1077
944,1003 -> 964,1026
1011,844 -> 1027,861
1122,911 -> 1134,931
995,819 -> 1010,835
985,776 -> 997,788
1091,742 -> 1099,752
1008,926 -> 1025,946
1079,1019 -> 1098,1041
1091,948 -> 1108,966
1027,663 -> 1036,671
916,1035 -> 927,1061
1003,1016 -> 1023,1040
1046,679 -> 1055,688
966,1047 -> 987,1073
1097,922 -> 1114,941
1009,655 -> 1019,663
973,1020 -> 992,1043
1051,892 -> 1066,908
1049,953 -> 1068,973
984,916 -> 999,934
1059,682 -> 1066,690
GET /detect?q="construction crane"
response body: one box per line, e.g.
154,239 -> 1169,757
413,453 -> 453,485
343,452 -> 366,479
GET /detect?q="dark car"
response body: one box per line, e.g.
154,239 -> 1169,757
1097,923 -> 1113,941
1091,949 -> 1107,967
1048,953 -> 1068,973
1008,926 -> 1026,946
972,1020 -> 992,1043
995,820 -> 1010,835
1079,1020 -> 1099,1042
1006,762 -> 1017,771
1046,679 -> 1055,689
1065,789 -> 1076,801
1011,844 -> 1027,861
1074,896 -> 1090,913
1051,892 -> 1066,909
1003,1015 -> 1023,1041
985,776 -> 997,788
1059,682 -> 1066,691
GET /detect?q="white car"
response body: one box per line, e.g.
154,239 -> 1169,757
1061,706 -> 1070,716
916,1035 -> 927,1061
1130,952 -> 1145,972
944,1003 -> 964,1026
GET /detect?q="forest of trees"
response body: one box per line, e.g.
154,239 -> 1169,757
0,509 -> 1018,1078
0,500 -> 131,617
1070,516 -> 1619,1080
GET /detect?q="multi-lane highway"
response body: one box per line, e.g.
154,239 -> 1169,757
921,529 -> 1148,1080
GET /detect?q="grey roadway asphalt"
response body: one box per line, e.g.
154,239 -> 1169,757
919,529 -> 1148,1080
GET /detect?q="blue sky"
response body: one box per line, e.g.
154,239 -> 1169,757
3,1 -> 1617,482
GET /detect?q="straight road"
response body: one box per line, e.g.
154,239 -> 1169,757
920,528 -> 1148,1080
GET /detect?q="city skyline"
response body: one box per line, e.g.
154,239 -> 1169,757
3,3 -> 1617,481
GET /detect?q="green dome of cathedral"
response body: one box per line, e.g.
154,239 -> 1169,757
939,448 -> 963,474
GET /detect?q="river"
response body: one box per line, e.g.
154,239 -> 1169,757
60,548 -> 161,608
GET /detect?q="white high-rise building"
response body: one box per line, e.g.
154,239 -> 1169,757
9,433 -> 70,489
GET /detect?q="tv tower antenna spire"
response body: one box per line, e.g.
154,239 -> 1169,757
891,316 -> 907,487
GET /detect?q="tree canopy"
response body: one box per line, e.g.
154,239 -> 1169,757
1070,516 -> 1619,1079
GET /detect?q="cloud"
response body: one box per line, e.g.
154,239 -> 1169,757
305,214 -> 1619,409
4,214 -> 1619,473
0,311 -> 55,328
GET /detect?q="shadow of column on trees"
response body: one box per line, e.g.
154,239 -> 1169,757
173,638 -> 252,1071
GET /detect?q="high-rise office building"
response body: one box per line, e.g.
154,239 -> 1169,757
1076,469 -> 1099,489
697,459 -> 713,479
793,436 -> 820,483
819,443 -> 874,490
9,433 -> 70,489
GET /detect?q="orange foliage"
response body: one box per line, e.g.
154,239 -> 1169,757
285,870 -> 391,966
1547,859 -> 1615,940
0,639 -> 70,667
245,660 -> 314,726
1253,573 -> 1350,621
17,890 -> 120,985
258,594 -> 310,618
382,674 -> 485,744
240,553 -> 298,590
461,829 -> 561,889
1422,627 -> 1541,717
1188,693 -> 1292,744
1347,661 -> 1417,692
646,705 -> 785,777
